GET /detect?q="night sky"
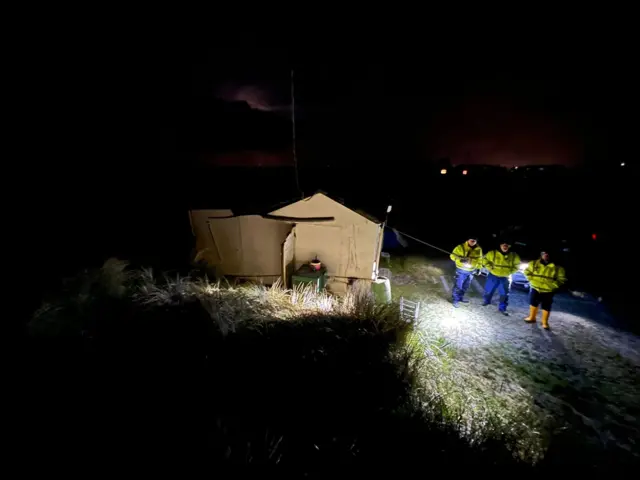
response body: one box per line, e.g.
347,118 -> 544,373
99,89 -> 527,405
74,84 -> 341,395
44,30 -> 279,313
179,39 -> 633,169
20,25 -> 634,175
15,24 -> 637,208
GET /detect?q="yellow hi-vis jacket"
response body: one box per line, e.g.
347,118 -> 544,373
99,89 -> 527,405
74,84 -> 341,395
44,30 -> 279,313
483,250 -> 521,277
450,243 -> 483,271
524,260 -> 567,293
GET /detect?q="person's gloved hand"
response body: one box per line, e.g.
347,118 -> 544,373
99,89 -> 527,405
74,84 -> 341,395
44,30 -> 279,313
461,258 -> 470,265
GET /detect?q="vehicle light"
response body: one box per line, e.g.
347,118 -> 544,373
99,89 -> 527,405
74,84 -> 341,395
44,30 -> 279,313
440,169 -> 447,175
462,170 -> 468,175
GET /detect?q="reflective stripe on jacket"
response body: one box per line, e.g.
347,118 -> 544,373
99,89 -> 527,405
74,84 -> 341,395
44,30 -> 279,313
483,250 -> 521,277
524,260 -> 567,293
450,243 -> 483,271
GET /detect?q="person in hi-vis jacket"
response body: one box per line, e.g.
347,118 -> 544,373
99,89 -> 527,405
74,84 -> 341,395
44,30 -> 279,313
450,236 -> 482,307
523,250 -> 567,329
482,240 -> 520,316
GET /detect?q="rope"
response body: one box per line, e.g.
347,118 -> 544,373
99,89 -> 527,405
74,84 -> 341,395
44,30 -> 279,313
386,225 -> 468,259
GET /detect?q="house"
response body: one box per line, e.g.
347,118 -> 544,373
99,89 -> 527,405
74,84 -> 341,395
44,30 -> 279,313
189,193 -> 384,292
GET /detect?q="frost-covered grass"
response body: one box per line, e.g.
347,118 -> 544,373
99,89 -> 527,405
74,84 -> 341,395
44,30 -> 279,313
391,254 -> 640,465
32,259 -> 404,337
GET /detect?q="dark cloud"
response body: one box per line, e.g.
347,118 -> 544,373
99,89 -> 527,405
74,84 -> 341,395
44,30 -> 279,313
216,83 -> 291,113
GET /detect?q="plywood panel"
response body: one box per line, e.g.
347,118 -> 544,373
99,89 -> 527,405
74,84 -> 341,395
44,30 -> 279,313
206,215 -> 291,277
189,209 -> 234,265
208,217 -> 243,273
239,216 -> 291,276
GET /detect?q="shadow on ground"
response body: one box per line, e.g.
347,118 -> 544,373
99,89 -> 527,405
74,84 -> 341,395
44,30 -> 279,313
23,295 -> 523,474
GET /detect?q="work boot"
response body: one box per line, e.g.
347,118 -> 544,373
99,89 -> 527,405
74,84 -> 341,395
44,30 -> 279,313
524,306 -> 538,323
482,301 -> 490,306
458,299 -> 470,304
500,310 -> 509,316
541,310 -> 551,330
452,301 -> 459,308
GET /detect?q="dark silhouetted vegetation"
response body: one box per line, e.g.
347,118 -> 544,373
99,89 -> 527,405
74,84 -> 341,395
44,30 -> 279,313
24,259 -> 637,474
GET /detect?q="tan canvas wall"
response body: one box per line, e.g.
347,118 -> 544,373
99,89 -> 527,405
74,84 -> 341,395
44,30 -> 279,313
207,215 -> 291,277
270,194 -> 382,280
190,194 -> 382,282
238,216 -> 292,276
282,229 -> 295,288
293,223 -> 381,279
269,193 -> 377,229
294,224 -> 345,276
207,217 -> 242,272
189,209 -> 233,265
374,221 -> 384,276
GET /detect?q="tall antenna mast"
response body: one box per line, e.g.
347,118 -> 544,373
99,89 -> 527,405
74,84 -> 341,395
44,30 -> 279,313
291,69 -> 303,198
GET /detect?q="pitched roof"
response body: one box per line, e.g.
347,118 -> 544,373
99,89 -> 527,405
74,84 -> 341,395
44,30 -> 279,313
269,192 -> 381,225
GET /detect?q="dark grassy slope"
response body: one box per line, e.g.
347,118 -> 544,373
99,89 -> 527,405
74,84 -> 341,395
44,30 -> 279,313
24,264 -> 523,474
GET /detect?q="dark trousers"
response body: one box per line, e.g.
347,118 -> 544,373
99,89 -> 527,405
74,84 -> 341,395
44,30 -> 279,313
483,273 -> 510,311
529,288 -> 554,311
452,268 -> 473,302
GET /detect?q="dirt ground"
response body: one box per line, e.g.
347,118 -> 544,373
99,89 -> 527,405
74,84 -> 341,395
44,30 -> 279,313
387,254 -> 640,463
